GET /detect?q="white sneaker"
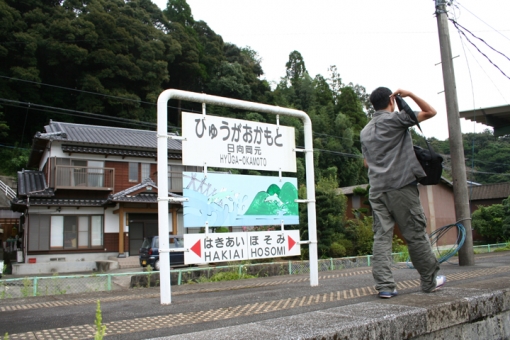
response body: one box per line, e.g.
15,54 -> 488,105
432,275 -> 446,292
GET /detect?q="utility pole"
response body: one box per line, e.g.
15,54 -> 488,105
435,0 -> 474,266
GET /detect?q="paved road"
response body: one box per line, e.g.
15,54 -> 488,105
1,252 -> 510,339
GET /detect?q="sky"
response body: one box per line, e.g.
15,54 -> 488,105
154,0 -> 510,141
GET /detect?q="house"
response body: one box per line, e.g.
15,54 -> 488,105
468,182 -> 510,212
10,120 -> 200,275
338,179 -> 459,246
340,180 -> 510,246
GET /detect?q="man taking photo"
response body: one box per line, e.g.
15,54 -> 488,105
360,87 -> 446,298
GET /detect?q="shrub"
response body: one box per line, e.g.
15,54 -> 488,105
330,242 -> 347,258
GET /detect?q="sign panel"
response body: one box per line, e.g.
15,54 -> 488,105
184,230 -> 300,264
182,112 -> 296,172
183,172 -> 299,227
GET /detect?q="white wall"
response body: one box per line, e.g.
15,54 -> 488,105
104,205 -> 120,233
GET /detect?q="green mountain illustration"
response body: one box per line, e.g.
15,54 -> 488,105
244,182 -> 298,216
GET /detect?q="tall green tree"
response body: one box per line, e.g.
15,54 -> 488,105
299,176 -> 347,258
285,50 -> 307,87
0,0 -> 180,140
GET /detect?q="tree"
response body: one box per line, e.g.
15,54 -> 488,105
336,86 -> 367,136
207,61 -> 252,100
327,65 -> 343,105
472,203 -> 507,243
164,0 -> 194,27
285,50 -> 307,87
502,196 -> 510,239
0,0 -> 180,140
299,176 -> 347,258
0,110 -> 9,139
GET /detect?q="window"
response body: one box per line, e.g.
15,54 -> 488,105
141,163 -> 151,181
352,195 -> 361,209
50,215 -> 103,249
88,161 -> 105,187
129,163 -> 139,182
28,215 -> 50,251
53,158 -> 105,187
168,165 -> 202,191
168,164 -> 183,191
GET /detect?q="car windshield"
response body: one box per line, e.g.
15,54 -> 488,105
142,235 -> 182,249
141,238 -> 152,249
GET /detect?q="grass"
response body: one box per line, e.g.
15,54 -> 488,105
194,266 -> 257,283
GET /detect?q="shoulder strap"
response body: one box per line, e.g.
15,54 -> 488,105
395,95 -> 433,153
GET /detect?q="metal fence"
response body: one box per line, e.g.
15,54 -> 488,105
1,243 -> 508,299
473,243 -> 510,254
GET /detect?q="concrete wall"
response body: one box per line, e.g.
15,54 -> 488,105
12,252 -> 119,275
163,277 -> 510,340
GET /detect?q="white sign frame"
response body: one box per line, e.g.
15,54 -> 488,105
184,230 -> 301,264
157,90 -> 318,305
182,112 -> 296,172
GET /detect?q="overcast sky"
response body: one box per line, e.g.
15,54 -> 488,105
154,0 -> 510,141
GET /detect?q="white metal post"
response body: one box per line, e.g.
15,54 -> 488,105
156,95 -> 171,304
157,89 -> 318,304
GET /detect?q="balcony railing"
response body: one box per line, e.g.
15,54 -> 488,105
54,165 -> 114,190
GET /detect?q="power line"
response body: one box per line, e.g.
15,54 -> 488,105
312,148 -> 363,159
449,18 -> 510,80
0,98 -> 162,129
0,76 -> 198,113
450,19 -> 510,62
0,144 -> 30,150
0,37 -> 133,45
453,1 -> 510,42
458,41 -> 510,105
443,165 -> 510,176
6,97 -> 510,168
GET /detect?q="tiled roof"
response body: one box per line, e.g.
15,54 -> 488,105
111,193 -> 159,203
469,183 -> 510,201
41,120 -> 182,151
108,178 -> 184,203
23,198 -> 105,206
17,170 -> 54,198
111,178 -> 158,199
61,145 -> 181,159
28,120 -> 183,167
10,197 -> 105,212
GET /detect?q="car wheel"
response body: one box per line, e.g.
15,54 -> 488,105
154,260 -> 160,271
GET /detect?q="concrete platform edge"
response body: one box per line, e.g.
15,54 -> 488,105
155,280 -> 510,340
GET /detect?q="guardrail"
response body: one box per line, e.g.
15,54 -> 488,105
0,179 -> 16,200
1,243 -> 508,299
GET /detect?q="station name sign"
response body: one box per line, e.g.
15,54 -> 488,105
183,230 -> 300,264
182,112 -> 296,172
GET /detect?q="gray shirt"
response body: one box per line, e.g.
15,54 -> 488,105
360,110 -> 426,194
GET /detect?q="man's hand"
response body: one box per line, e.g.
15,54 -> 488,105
391,89 -> 413,98
391,89 -> 437,122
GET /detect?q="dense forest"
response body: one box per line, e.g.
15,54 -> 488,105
1,0 -> 509,186
1,0 -> 509,256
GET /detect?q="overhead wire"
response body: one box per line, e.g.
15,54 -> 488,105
5,97 -> 510,173
448,18 -> 510,80
451,2 -> 478,188
0,98 -> 160,129
454,2 -> 510,42
0,75 -> 189,110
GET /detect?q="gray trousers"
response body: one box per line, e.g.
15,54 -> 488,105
370,183 -> 440,293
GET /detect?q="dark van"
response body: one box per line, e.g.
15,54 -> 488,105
139,235 -> 184,270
